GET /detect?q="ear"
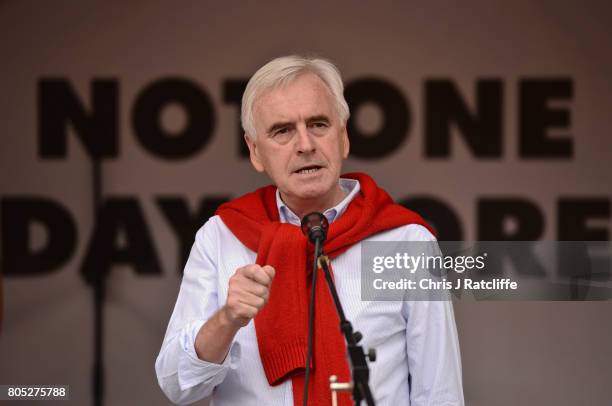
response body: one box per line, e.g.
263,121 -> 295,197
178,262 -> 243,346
244,133 -> 265,172
341,126 -> 350,159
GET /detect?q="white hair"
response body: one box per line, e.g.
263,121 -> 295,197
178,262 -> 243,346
241,55 -> 350,139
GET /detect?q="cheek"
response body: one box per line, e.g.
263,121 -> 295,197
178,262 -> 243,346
263,149 -> 289,173
342,139 -> 349,158
330,143 -> 346,165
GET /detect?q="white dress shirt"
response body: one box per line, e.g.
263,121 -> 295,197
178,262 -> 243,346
155,178 -> 464,405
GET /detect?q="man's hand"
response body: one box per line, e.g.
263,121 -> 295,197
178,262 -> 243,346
195,264 -> 275,363
221,264 -> 276,328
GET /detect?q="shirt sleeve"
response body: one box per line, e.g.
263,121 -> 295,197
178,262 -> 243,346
401,224 -> 465,406
155,218 -> 239,405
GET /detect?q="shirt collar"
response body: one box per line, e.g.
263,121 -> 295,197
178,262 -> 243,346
276,178 -> 361,226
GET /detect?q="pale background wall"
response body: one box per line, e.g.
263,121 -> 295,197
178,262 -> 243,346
1,1 -> 611,405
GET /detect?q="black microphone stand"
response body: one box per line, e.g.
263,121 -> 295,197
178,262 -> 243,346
301,212 -> 376,406
90,158 -> 105,406
315,247 -> 376,406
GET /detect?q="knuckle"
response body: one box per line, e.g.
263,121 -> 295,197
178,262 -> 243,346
237,264 -> 251,275
256,285 -> 267,297
226,297 -> 238,310
228,280 -> 241,294
255,297 -> 265,308
230,273 -> 243,286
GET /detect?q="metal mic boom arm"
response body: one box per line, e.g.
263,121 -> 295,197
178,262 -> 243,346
317,253 -> 376,406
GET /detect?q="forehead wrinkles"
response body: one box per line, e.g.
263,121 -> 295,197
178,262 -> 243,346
253,74 -> 337,128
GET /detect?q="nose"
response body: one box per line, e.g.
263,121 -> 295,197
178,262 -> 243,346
295,125 -> 315,154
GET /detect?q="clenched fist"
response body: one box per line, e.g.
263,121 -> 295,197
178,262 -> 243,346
221,264 -> 276,328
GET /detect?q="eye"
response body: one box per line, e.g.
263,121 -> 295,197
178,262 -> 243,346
272,127 -> 289,137
269,126 -> 294,144
309,121 -> 329,135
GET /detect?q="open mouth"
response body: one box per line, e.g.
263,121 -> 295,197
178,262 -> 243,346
294,165 -> 323,174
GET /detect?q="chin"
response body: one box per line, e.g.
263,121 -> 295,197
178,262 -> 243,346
283,176 -> 337,202
294,188 -> 325,200
296,184 -> 336,201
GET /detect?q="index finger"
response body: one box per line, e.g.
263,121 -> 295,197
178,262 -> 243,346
243,265 -> 272,286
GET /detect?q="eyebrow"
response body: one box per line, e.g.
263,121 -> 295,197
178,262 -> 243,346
266,121 -> 294,135
307,115 -> 331,124
266,115 -> 331,135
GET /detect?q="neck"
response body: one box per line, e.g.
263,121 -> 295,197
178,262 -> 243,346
281,185 -> 347,220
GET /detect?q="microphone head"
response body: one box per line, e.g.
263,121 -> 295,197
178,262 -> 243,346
300,212 -> 329,244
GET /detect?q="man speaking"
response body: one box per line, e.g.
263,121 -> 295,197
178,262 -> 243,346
155,55 -> 464,405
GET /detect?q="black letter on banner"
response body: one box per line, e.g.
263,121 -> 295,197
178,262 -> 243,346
479,198 -> 544,240
478,198 -> 546,276
345,78 -> 409,159
425,79 -> 502,158
81,199 -> 161,281
519,78 -> 573,158
132,78 -> 215,159
1,197 -> 76,276
223,79 -> 249,158
558,198 -> 609,241
399,196 -> 463,241
557,198 -> 610,289
157,196 -> 230,274
38,79 -> 118,158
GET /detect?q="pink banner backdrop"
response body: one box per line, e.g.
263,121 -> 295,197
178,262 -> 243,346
1,1 -> 611,405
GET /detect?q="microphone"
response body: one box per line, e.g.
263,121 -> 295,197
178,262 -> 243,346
300,212 -> 329,406
300,213 -> 377,405
300,212 -> 329,244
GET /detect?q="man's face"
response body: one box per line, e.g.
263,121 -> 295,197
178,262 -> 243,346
245,73 -> 350,208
